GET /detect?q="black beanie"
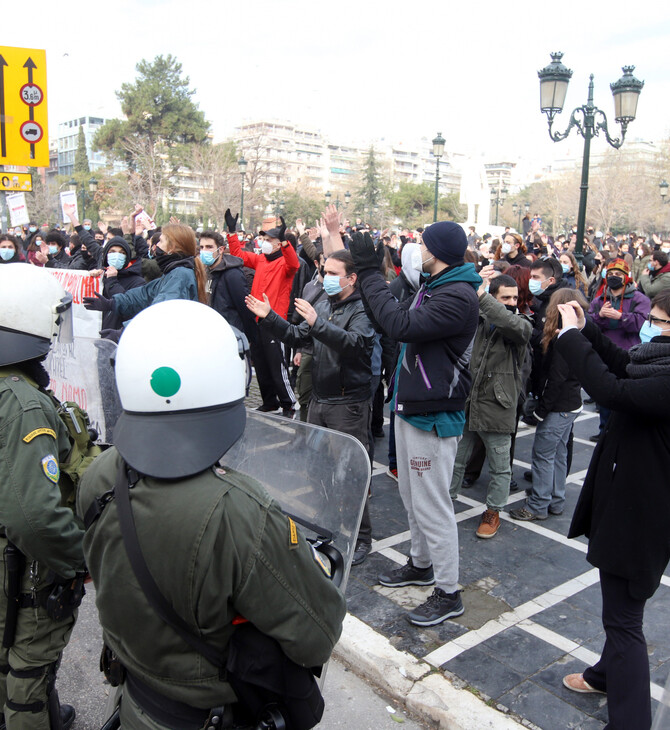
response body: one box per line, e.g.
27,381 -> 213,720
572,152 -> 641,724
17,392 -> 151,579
422,222 -> 467,265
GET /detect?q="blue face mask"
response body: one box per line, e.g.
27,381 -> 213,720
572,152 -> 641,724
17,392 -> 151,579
107,252 -> 126,269
323,274 -> 344,296
48,245 -> 58,255
639,320 -> 662,343
648,262 -> 655,271
561,263 -> 571,274
200,250 -> 216,266
29,226 -> 37,233
602,268 -> 607,278
528,278 -> 544,296
0,248 -> 14,261
83,225 -> 91,231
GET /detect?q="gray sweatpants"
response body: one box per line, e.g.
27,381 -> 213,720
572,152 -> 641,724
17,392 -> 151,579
395,417 -> 460,594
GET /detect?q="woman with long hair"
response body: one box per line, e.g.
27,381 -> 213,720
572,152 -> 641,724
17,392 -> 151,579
559,251 -> 588,295
83,223 -> 207,331
510,288 -> 585,522
0,234 -> 26,264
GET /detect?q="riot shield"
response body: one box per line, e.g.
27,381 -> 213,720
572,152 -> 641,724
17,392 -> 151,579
653,669 -> 670,729
223,410 -> 371,595
45,337 -> 120,445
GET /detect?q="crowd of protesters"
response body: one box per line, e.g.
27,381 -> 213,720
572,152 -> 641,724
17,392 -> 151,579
3,204 -> 670,728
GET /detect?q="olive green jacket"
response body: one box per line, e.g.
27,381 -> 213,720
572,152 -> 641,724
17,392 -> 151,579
0,369 -> 85,581
465,294 -> 533,434
639,269 -> 670,298
77,447 -> 346,710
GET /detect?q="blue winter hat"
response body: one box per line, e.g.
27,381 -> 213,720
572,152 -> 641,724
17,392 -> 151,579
422,222 -> 467,265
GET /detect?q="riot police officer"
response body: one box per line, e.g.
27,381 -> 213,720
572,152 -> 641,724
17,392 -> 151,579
78,300 -> 346,729
0,265 -> 84,730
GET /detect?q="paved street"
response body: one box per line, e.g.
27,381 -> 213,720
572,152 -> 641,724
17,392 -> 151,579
351,402 -> 670,729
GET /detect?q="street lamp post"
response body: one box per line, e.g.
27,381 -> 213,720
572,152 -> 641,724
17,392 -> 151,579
431,132 -> 445,223
68,176 -> 98,221
538,52 -> 643,267
238,157 -> 248,229
512,201 -> 530,232
490,186 -> 508,226
659,180 -> 669,204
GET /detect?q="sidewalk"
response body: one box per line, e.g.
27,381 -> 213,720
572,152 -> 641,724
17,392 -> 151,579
341,404 -> 670,729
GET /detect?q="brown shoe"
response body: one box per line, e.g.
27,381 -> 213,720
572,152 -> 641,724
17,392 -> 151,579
562,673 -> 606,694
476,509 -> 500,539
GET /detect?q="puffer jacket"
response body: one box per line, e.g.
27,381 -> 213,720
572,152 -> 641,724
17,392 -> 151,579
466,294 -> 532,433
208,253 -> 256,343
262,290 -> 374,403
99,238 -> 146,331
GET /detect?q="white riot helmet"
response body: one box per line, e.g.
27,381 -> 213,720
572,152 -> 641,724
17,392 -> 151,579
0,263 -> 73,366
113,299 -> 247,479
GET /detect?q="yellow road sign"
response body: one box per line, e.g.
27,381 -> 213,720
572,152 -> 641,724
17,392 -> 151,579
0,46 -> 48,167
0,171 -> 32,191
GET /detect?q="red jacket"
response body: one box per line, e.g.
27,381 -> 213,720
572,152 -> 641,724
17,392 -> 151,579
227,234 -> 299,320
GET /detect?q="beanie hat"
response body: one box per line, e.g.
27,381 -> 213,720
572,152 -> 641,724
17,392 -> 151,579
422,222 -> 468,265
606,258 -> 631,279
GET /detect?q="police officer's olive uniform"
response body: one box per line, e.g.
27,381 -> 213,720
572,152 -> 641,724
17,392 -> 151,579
0,370 -> 85,730
78,447 -> 347,730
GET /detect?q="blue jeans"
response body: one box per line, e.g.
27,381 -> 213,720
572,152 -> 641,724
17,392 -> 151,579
527,411 -> 578,516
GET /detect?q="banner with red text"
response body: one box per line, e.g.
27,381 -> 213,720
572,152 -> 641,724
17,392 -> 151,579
46,269 -> 102,338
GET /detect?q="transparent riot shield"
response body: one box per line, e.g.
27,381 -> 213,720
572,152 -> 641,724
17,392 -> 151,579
223,410 -> 371,595
653,670 -> 670,729
45,337 -> 120,445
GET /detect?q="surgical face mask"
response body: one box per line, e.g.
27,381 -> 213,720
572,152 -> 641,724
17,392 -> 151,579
83,225 -> 91,231
29,226 -> 37,233
261,241 -> 274,256
410,247 -> 433,274
637,249 -> 644,257
607,275 -> 624,290
199,250 -> 216,266
648,262 -> 655,271
602,268 -> 607,278
528,278 -> 544,296
561,263 -> 571,274
323,274 -> 345,296
639,320 -> 662,343
107,252 -> 127,269
0,248 -> 14,261
48,245 -> 58,255
501,242 -> 513,255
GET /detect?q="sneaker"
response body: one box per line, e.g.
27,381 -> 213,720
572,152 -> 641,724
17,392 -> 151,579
509,478 -> 518,492
386,466 -> 398,481
476,509 -> 500,538
407,588 -> 464,626
378,557 -> 435,588
509,506 -> 547,521
562,673 -> 606,695
351,542 -> 371,566
462,476 -> 476,488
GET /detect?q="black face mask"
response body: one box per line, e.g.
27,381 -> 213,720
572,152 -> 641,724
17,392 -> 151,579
504,304 -> 517,314
607,275 -> 624,290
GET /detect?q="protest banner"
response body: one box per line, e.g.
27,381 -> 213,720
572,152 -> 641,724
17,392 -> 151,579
46,268 -> 101,337
6,192 -> 30,226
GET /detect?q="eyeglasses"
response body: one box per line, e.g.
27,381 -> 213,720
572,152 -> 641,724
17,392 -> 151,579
648,313 -> 670,326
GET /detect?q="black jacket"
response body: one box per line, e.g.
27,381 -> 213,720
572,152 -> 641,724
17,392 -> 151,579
262,290 -> 374,404
556,323 -> 670,599
534,340 -> 582,419
99,238 -> 146,332
358,264 -> 480,416
208,254 -> 256,343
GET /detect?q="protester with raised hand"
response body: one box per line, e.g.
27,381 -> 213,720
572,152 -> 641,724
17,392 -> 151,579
553,292 -> 670,730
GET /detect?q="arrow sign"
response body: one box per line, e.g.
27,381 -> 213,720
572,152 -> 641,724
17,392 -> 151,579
0,55 -> 6,158
23,57 -> 36,158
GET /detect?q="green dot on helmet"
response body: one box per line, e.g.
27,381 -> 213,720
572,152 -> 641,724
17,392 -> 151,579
150,367 -> 181,398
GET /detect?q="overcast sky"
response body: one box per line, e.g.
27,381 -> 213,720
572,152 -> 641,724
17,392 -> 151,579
5,0 -> 670,165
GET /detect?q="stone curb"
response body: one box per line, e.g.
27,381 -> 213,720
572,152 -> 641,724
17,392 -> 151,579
333,613 -> 524,729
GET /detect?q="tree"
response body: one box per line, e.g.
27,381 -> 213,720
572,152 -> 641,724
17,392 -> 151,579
438,193 -> 468,224
356,146 -> 386,211
390,182 -> 434,225
93,55 -> 210,217
26,169 -> 56,225
74,126 -> 90,174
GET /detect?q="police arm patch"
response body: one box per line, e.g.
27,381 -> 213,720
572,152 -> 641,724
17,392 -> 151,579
288,517 -> 299,549
41,454 -> 60,484
309,544 -> 332,578
23,428 -> 57,443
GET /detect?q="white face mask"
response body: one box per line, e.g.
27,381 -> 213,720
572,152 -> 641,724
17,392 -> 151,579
261,241 -> 273,256
410,247 -> 433,274
501,243 -> 513,255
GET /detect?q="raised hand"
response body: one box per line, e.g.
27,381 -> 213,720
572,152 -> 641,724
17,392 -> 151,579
83,292 -> 115,312
225,209 -> 239,233
245,293 -> 272,319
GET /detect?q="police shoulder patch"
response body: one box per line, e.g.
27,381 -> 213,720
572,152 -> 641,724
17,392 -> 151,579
23,427 -> 57,443
41,454 -> 59,484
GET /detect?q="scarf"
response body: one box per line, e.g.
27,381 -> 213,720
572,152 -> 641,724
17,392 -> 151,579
626,339 -> 670,379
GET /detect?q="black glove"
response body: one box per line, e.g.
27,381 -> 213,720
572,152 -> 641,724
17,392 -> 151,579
83,292 -> 114,312
349,232 -> 385,273
277,216 -> 287,242
100,328 -> 122,343
225,208 -> 239,233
